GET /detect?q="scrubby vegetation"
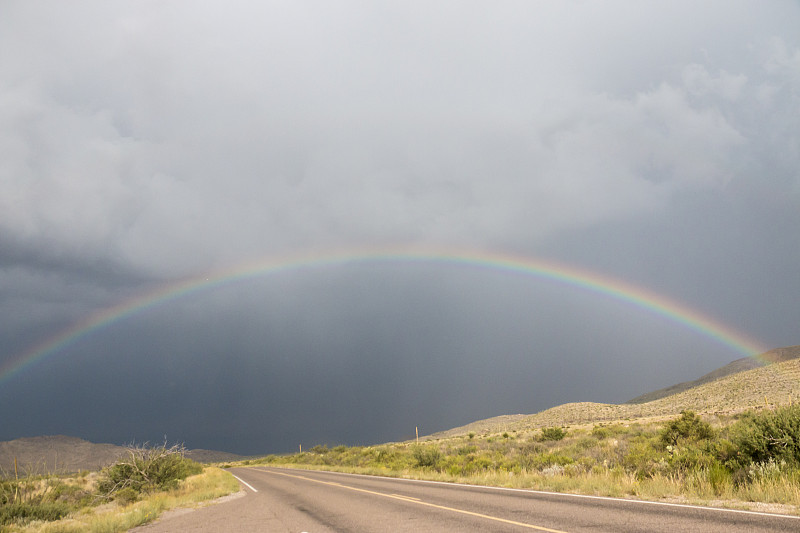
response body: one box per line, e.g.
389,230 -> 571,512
1,472 -> 91,528
97,442 -> 203,503
242,406 -> 800,512
0,442 -> 236,532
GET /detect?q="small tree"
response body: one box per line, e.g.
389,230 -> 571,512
660,411 -> 714,448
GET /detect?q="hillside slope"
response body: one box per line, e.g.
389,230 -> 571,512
626,345 -> 800,404
428,350 -> 800,439
0,435 -> 245,474
0,435 -> 126,474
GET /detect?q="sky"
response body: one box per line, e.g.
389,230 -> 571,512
1,1 -> 799,455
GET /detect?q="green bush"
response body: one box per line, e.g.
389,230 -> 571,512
622,437 -> 663,478
660,411 -> 714,448
457,445 -> 478,456
98,443 -> 202,499
540,427 -> 567,441
528,453 -> 574,469
666,444 -> 718,474
114,486 -> 140,505
728,405 -> 800,469
412,445 -> 443,469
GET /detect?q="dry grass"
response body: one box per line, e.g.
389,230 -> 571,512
4,467 -> 240,533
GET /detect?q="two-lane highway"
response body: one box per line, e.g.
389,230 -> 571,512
134,467 -> 800,532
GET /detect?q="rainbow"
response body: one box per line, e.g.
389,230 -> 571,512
0,245 -> 771,386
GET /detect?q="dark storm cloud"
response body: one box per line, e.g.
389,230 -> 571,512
1,1 -> 799,454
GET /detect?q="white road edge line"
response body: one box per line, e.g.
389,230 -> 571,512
229,473 -> 258,493
259,467 -> 800,520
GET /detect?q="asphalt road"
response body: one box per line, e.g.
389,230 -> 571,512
134,467 -> 800,532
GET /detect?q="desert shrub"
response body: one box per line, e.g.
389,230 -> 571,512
442,454 -> 473,476
528,453 -> 574,469
540,427 -> 567,441
573,436 -> 598,451
660,411 -> 714,448
412,445 -> 442,470
622,437 -> 663,479
666,444 -> 718,474
373,448 -> 396,465
576,456 -> 596,472
709,438 -> 737,465
98,442 -> 202,500
114,486 -> 140,505
591,426 -> 612,439
519,441 -> 544,455
457,445 -> 478,455
727,405 -> 800,469
47,480 -> 92,506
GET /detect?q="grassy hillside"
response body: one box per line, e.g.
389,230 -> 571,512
427,355 -> 800,439
626,345 -> 800,404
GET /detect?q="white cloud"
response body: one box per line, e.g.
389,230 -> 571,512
682,64 -> 748,102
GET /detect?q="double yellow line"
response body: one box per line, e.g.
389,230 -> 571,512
265,469 -> 568,533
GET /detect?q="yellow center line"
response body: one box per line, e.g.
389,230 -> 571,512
391,493 -> 422,501
266,469 -> 568,533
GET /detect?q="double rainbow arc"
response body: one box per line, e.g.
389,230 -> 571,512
0,246 -> 770,386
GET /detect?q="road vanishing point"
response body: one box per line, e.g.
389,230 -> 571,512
134,467 -> 800,532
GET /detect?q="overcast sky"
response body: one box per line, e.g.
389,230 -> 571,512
1,1 -> 799,455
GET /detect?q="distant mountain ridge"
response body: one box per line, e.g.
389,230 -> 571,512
625,345 -> 800,404
0,435 -> 245,475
